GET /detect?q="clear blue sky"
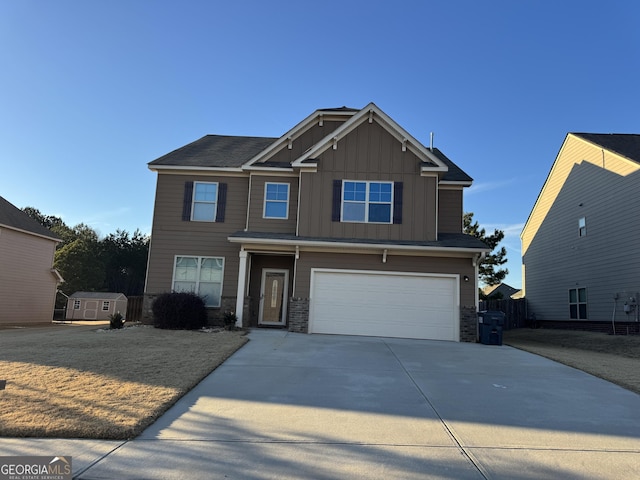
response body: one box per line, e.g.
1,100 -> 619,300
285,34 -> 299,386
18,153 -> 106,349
1,1 -> 639,289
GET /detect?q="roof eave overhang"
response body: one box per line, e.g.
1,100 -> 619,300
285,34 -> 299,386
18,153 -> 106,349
439,180 -> 473,187
0,224 -> 61,243
148,165 -> 245,174
228,235 -> 489,256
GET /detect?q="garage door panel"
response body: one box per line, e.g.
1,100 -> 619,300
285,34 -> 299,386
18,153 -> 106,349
310,270 -> 458,341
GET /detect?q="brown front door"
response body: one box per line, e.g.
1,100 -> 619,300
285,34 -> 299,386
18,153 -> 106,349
259,269 -> 288,325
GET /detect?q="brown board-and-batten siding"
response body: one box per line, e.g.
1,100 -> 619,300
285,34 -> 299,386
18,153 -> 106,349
297,121 -> 438,241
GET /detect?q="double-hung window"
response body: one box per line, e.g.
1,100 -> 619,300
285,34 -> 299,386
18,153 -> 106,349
342,181 -> 393,223
264,183 -> 289,219
102,301 -> 110,311
569,287 -> 587,319
172,256 -> 224,307
192,182 -> 218,221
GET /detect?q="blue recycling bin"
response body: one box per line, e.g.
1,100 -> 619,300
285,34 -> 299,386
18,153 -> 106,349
478,310 -> 505,345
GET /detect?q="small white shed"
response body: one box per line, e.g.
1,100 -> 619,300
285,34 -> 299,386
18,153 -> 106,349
66,292 -> 128,320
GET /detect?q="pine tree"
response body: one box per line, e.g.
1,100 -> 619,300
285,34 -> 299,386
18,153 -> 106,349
463,212 -> 508,286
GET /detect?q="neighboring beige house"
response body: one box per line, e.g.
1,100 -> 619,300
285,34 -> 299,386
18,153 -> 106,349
144,103 -> 490,342
66,292 -> 128,321
0,196 -> 63,325
522,133 -> 640,326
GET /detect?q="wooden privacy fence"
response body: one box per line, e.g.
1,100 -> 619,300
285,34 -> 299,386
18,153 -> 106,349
479,298 -> 528,330
126,296 -> 144,323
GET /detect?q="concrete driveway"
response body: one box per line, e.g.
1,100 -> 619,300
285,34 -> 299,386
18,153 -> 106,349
3,329 -> 639,479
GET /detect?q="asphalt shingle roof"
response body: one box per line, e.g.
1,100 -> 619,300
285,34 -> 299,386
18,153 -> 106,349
0,196 -> 60,240
149,135 -> 277,168
573,133 -> 640,163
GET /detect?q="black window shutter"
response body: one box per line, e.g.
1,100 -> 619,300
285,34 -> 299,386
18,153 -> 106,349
182,181 -> 194,221
393,181 -> 403,224
331,180 -> 342,222
215,183 -> 227,222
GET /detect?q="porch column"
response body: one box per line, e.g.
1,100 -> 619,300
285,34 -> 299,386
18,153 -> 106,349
235,249 -> 248,327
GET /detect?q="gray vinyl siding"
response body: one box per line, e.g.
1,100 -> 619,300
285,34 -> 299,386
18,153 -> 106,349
294,251 -> 475,307
0,228 -> 58,324
438,188 -> 463,233
297,120 -> 438,241
524,149 -> 640,322
145,173 -> 247,297
247,175 -> 298,233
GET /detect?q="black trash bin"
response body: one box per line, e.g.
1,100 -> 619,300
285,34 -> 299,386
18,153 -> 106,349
478,310 -> 505,345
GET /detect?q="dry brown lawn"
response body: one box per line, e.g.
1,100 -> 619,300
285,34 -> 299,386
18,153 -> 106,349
0,323 -> 248,439
504,328 -> 640,395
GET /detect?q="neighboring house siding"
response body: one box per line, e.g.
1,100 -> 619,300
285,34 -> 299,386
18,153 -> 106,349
438,188 -> 463,233
145,173 -> 247,297
523,134 -> 640,322
0,228 -> 58,324
295,251 -> 475,306
247,175 -> 299,233
297,121 -> 438,241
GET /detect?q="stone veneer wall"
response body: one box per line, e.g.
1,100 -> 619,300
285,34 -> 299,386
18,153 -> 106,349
288,297 -> 309,333
460,306 -> 478,342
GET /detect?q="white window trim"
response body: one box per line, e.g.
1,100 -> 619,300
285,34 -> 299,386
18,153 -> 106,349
263,182 -> 290,220
73,300 -> 81,310
171,255 -> 225,308
191,181 -> 219,222
102,301 -> 110,311
569,287 -> 587,319
341,180 -> 393,224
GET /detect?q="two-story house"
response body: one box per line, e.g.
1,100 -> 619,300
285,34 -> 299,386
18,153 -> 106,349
521,133 -> 640,330
143,103 -> 489,342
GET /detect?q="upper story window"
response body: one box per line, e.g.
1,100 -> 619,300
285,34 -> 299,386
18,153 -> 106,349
102,301 -> 110,311
263,183 -> 289,219
182,181 -> 227,223
192,182 -> 218,221
342,180 -> 393,223
578,217 -> 586,237
172,255 -> 224,307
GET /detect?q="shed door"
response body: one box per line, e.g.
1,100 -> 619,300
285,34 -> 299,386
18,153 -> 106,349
309,270 -> 458,341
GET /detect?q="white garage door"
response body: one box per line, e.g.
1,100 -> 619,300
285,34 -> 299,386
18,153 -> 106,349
309,269 -> 459,341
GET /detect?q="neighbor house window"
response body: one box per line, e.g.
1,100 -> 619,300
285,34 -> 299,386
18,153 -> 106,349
172,256 -> 224,307
192,182 -> 218,221
263,183 -> 289,219
342,180 -> 393,223
102,301 -> 110,311
578,217 -> 586,237
569,287 -> 587,319
73,300 -> 81,310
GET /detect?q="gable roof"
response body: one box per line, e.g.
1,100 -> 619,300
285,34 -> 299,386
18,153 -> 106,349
572,133 -> 640,164
0,196 -> 61,241
147,104 -> 473,183
291,103 -> 448,171
69,291 -> 126,299
149,135 -> 277,169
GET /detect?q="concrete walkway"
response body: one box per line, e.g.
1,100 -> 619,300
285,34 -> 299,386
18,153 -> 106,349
1,329 -> 639,479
